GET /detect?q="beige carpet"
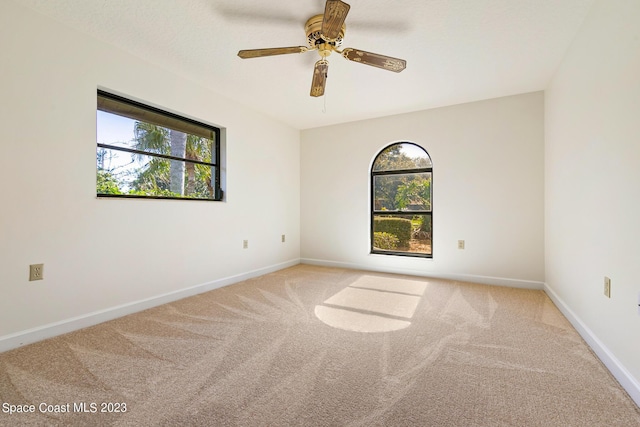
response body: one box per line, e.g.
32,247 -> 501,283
1,265 -> 639,426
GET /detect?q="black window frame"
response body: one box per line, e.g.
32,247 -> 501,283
96,90 -> 223,201
370,142 -> 433,258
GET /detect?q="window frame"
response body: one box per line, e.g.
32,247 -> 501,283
96,90 -> 223,201
370,142 -> 433,258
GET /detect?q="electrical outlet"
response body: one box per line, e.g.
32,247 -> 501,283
458,240 -> 465,250
281,234 -> 286,243
604,277 -> 611,298
29,264 -> 44,281
243,240 -> 248,249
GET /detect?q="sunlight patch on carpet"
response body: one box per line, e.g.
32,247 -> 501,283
314,306 -> 411,332
315,275 -> 426,332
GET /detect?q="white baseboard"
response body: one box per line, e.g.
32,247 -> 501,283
300,258 -> 544,290
544,283 -> 640,407
0,259 -> 300,353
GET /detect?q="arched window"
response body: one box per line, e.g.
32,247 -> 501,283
371,142 -> 432,257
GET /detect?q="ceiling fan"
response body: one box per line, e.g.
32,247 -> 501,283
237,0 -> 407,97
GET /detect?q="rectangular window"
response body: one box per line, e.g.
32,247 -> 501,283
96,90 -> 223,201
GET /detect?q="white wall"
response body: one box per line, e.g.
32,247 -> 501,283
1,0 -> 637,408
545,0 -> 640,401
300,92 -> 545,287
0,2 -> 300,346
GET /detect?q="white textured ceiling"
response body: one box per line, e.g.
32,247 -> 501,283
18,0 -> 594,129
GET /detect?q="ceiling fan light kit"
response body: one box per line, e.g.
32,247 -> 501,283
237,0 -> 406,97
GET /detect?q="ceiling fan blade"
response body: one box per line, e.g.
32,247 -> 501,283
321,0 -> 350,41
310,60 -> 329,97
341,48 -> 406,72
238,46 -> 309,59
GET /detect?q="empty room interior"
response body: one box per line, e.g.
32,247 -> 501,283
1,0 -> 639,425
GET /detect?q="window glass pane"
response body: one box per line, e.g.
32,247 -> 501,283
373,214 -> 432,255
373,142 -> 432,171
97,111 -> 213,161
97,148 -> 214,199
374,172 -> 431,211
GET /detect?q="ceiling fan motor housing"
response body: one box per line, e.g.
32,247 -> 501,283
305,14 -> 345,50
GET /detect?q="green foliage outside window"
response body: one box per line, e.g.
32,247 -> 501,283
373,217 -> 412,246
96,170 -> 122,195
373,232 -> 399,250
